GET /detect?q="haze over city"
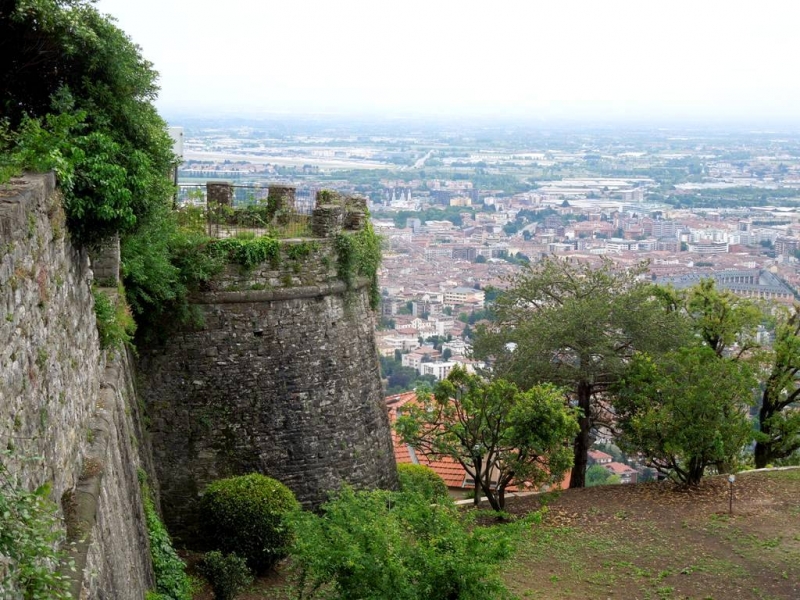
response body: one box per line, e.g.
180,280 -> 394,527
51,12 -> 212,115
96,0 -> 800,125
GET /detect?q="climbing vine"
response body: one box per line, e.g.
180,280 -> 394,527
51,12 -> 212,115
335,222 -> 382,310
139,471 -> 193,600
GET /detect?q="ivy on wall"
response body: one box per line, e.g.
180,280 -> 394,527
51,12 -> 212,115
335,222 -> 382,310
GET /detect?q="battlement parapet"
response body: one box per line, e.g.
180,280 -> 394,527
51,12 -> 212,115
191,182 -> 368,239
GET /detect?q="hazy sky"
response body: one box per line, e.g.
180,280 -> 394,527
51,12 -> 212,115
94,0 -> 800,123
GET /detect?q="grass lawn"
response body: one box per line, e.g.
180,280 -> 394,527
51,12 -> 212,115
503,469 -> 800,600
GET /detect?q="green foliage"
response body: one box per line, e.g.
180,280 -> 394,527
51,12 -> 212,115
682,279 -> 762,358
474,257 -> 689,488
285,241 -> 320,261
0,456 -> 71,599
614,347 -> 755,485
92,287 -> 136,350
0,1 -> 176,246
209,203 -> 274,229
334,221 -> 382,309
290,486 -> 528,600
396,463 -> 449,502
207,236 -> 280,271
585,465 -> 620,487
755,305 -> 800,467
395,368 -> 579,510
200,473 -> 300,574
141,481 -> 193,600
379,355 -> 437,394
197,551 -> 253,600
121,208 -> 225,334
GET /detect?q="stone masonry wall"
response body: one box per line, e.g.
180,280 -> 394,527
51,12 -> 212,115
138,239 -> 398,545
0,174 -> 154,598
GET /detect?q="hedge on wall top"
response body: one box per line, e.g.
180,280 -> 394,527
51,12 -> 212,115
199,473 -> 299,574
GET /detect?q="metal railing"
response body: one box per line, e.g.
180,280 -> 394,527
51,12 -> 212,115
177,183 -> 327,239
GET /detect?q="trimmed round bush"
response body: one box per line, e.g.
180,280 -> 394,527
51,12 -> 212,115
198,551 -> 253,600
200,474 -> 299,573
397,463 -> 449,502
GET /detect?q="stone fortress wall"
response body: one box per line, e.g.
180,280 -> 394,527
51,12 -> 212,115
0,174 -> 398,589
0,174 -> 154,599
138,183 -> 398,544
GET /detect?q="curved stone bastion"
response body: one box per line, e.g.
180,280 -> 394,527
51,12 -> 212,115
137,187 -> 397,545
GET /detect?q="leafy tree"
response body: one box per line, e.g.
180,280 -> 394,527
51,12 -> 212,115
681,279 -> 761,358
614,347 -> 754,485
395,369 -> 578,510
755,306 -> 800,467
289,486 -> 526,600
474,258 -> 688,487
0,0 -> 175,245
0,0 -> 227,339
585,465 -> 621,487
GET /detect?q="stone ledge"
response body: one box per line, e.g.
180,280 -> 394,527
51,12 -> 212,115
192,277 -> 370,305
61,386 -> 115,599
0,172 -> 55,244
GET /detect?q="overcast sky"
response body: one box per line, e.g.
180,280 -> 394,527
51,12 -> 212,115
94,0 -> 800,123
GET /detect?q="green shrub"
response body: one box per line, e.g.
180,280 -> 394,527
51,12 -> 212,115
397,463 -> 449,502
198,551 -> 253,600
92,287 -> 136,350
141,481 -> 192,600
290,487 -> 528,600
200,474 -> 299,574
1,4 -> 176,247
121,210 -> 224,335
0,460 -> 71,599
207,236 -> 280,270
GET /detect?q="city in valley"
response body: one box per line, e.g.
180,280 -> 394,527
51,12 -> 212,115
174,117 -> 800,397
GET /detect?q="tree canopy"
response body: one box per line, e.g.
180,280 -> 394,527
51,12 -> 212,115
473,257 -> 688,487
755,305 -> 800,467
1,0 -> 175,245
613,347 -> 754,485
395,368 -> 578,510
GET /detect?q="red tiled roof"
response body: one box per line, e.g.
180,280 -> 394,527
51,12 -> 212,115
604,462 -> 636,475
588,450 -> 613,462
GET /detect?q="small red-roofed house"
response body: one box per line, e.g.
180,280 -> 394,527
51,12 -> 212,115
603,462 -> 638,484
588,450 -> 613,465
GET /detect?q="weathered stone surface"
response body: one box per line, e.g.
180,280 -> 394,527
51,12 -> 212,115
89,234 -> 121,286
0,174 -> 154,599
268,185 -> 297,222
311,205 -> 344,238
138,242 -> 398,545
206,181 -> 233,207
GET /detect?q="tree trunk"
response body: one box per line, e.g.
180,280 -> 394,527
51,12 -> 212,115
569,381 -> 592,489
754,440 -> 770,469
472,459 -> 482,506
754,394 -> 774,469
686,457 -> 704,486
